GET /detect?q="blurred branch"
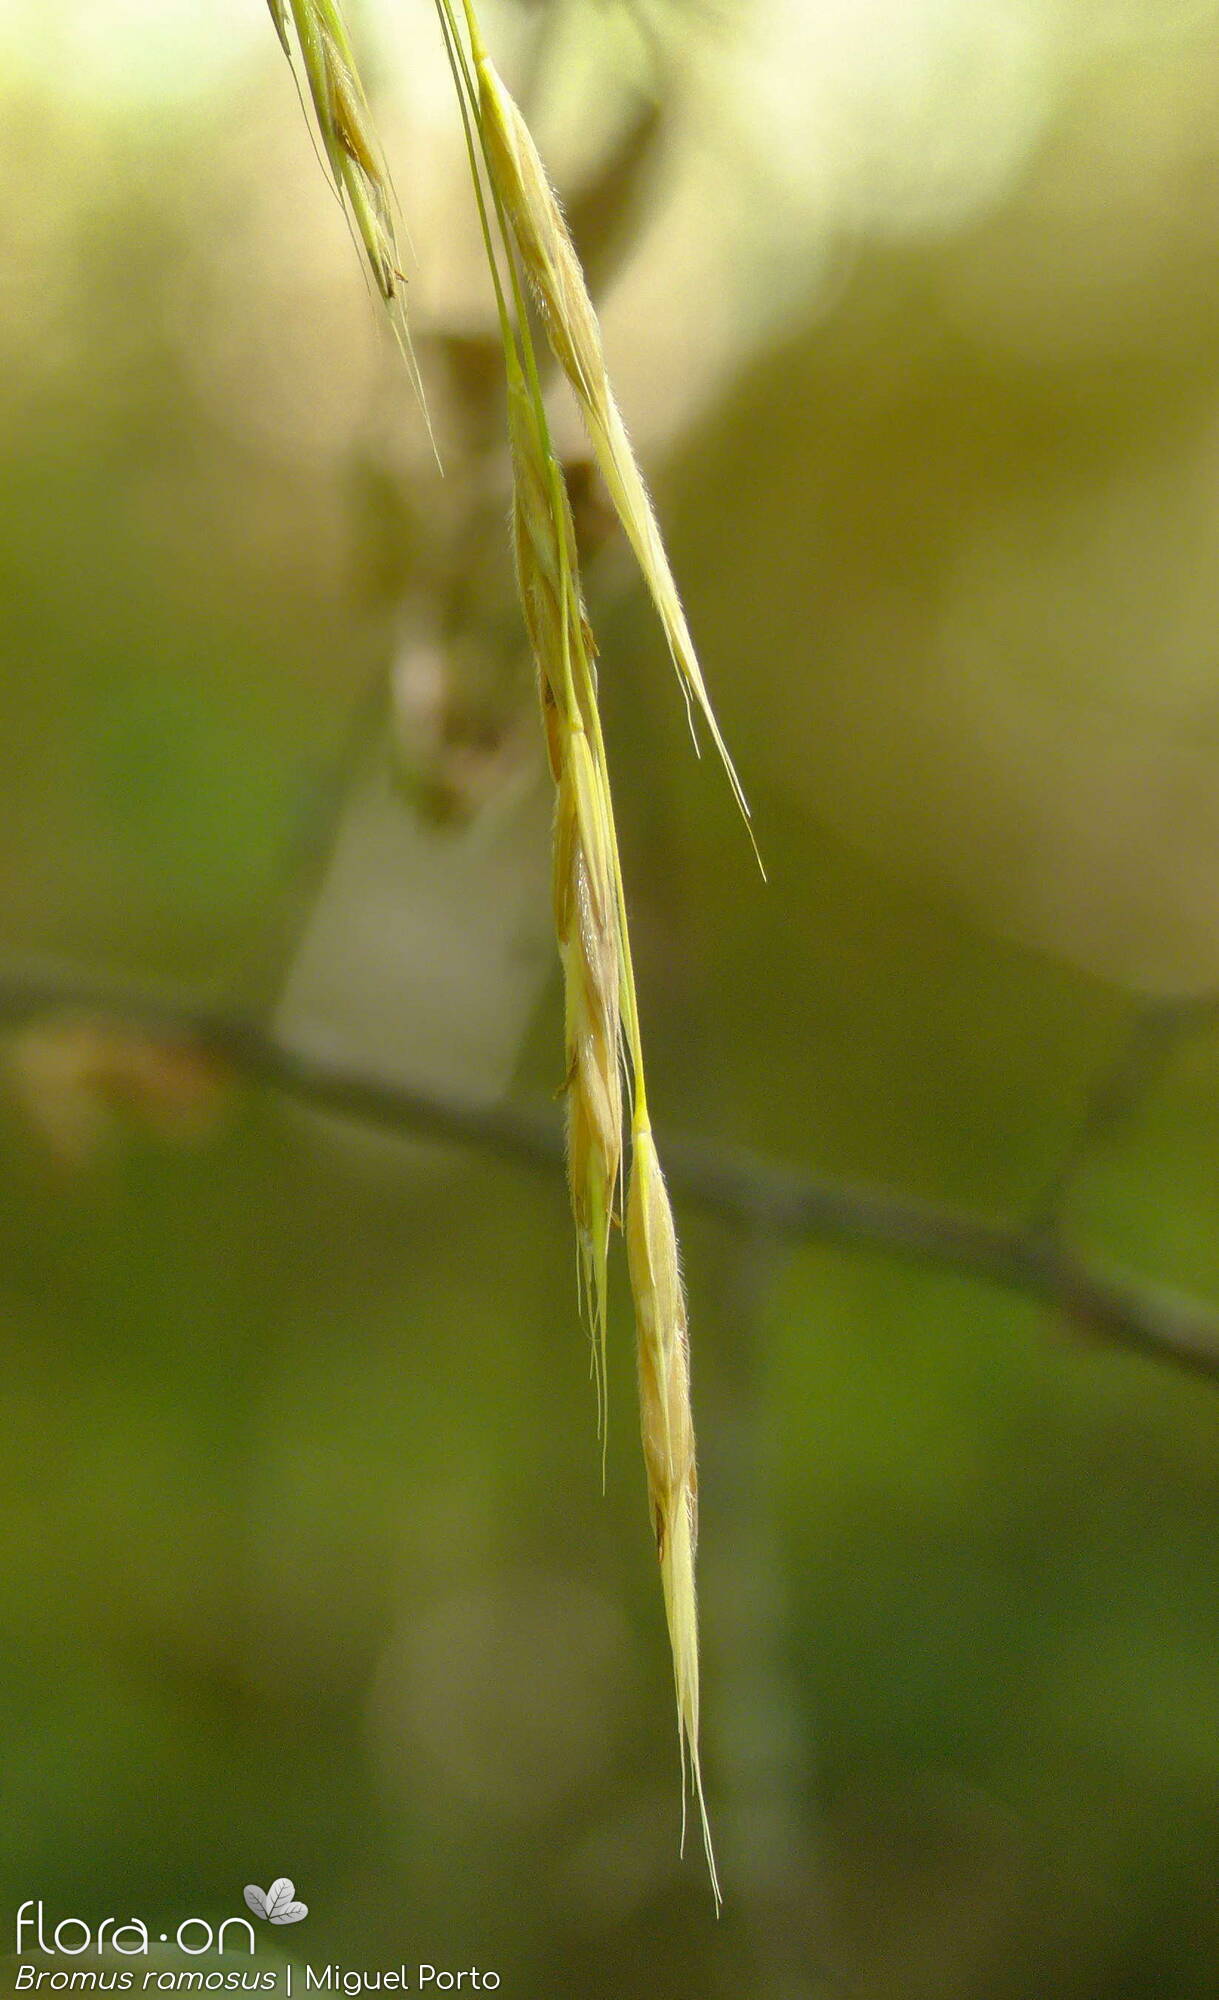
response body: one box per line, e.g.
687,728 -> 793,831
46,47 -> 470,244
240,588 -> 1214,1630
3,956 -> 1219,1387
1033,995 -> 1219,1230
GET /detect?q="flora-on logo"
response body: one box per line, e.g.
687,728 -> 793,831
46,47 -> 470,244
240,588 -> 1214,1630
16,1903 -> 255,1957
242,1883 -> 307,1927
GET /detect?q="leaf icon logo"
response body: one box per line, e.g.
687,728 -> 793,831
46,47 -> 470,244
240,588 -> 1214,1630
244,1880 -> 309,1925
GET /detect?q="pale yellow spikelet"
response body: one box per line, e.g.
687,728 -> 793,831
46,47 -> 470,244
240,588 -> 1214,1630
477,56 -> 605,405
503,353 -> 623,1418
476,50 -> 753,836
275,0 -> 430,419
627,1123 -> 720,1905
554,723 -> 623,1427
504,359 -> 596,683
505,362 -> 581,783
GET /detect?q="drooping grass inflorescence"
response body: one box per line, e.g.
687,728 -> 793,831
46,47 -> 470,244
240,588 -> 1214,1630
268,0 -> 750,1902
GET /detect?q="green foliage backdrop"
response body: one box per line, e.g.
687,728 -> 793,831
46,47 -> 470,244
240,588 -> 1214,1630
3,3 -> 1219,1995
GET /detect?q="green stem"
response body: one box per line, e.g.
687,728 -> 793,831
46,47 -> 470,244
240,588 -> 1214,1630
432,0 -> 514,350
458,0 -> 488,65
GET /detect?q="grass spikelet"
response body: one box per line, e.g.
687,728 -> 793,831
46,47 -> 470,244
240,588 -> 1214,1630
626,1122 -> 720,1907
471,38 -> 755,841
505,349 -> 621,1431
272,0 -> 431,421
506,361 -> 582,783
555,725 -> 623,1426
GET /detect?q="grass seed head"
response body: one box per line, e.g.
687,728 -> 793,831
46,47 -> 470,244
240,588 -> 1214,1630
627,1124 -> 719,1903
506,366 -> 577,782
555,726 -> 623,1412
476,48 -> 753,839
502,345 -> 621,1409
271,0 -> 734,1898
477,56 -> 605,405
627,1126 -> 694,1560
275,1 -> 430,416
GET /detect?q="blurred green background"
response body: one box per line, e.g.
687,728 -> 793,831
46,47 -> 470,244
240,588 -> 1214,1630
3,1 -> 1219,1994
